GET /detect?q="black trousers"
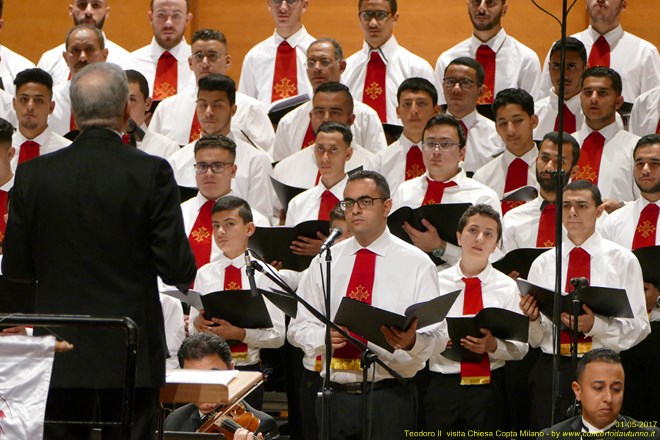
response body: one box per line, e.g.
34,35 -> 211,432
423,368 -> 506,436
43,387 -> 159,440
621,322 -> 660,423
529,353 -> 576,431
300,368 -> 323,440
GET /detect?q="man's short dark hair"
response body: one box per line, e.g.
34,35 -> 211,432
423,114 -> 466,148
457,204 -> 502,241
309,38 -> 343,61
358,0 -> 397,13
446,57 -> 485,86
347,170 -> 391,199
550,37 -> 587,64
191,29 -> 228,46
14,68 -> 54,97
194,135 -> 237,161
212,195 -> 253,224
314,82 -> 354,112
125,69 -> 150,101
65,24 -> 105,50
151,0 -> 191,13
633,134 -> 660,158
493,88 -> 535,118
397,77 -> 438,107
316,121 -> 353,147
575,349 -> 622,383
564,180 -> 603,207
329,203 -> 345,223
541,131 -> 581,168
198,74 -> 236,106
177,333 -> 232,368
582,67 -> 623,97
0,118 -> 14,145
0,0 -> 3,18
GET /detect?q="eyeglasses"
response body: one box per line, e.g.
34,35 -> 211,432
358,10 -> 391,22
192,51 -> 226,63
421,140 -> 460,152
305,58 -> 336,69
269,0 -> 300,5
442,77 -> 477,89
193,162 -> 233,174
340,196 -> 386,211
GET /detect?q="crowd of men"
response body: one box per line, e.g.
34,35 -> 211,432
0,0 -> 659,439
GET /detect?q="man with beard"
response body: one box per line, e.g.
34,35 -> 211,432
37,0 -> 130,85
433,0 -> 541,106
501,131 -> 579,254
538,0 -> 660,103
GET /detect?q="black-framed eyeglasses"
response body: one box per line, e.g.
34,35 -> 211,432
421,140 -> 460,152
442,77 -> 477,89
193,162 -> 233,174
269,0 -> 300,5
358,10 -> 391,22
192,51 -> 226,63
340,196 -> 386,211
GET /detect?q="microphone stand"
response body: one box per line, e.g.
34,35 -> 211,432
247,251 -> 406,440
569,277 -> 588,417
321,246 -> 333,440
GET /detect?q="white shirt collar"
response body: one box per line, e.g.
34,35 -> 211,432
149,37 -> 189,61
361,35 -> 399,63
344,228 -> 393,257
470,27 -> 507,52
273,25 -> 308,48
587,24 -> 624,48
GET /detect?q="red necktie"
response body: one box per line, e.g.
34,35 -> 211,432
502,158 -> 528,214
188,200 -> 214,269
632,203 -> 659,250
588,36 -> 610,68
223,265 -> 249,359
536,202 -> 557,247
655,118 -> 660,135
476,44 -> 496,104
272,41 -> 298,102
331,248 -> 376,370
561,247 -> 592,355
576,131 -> 605,184
460,120 -> 469,144
422,178 -> 457,206
554,104 -> 576,134
69,114 -> 77,132
18,140 -> 40,164
301,121 -> 316,150
0,189 -> 7,242
189,113 -> 203,143
363,51 -> 387,122
460,277 -> 491,385
405,145 -> 425,181
318,190 -> 339,221
154,51 -> 178,101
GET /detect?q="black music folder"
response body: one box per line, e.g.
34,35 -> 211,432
270,177 -> 307,210
0,276 -> 36,314
501,186 -> 539,203
632,245 -> 660,288
263,289 -> 298,319
268,94 -> 310,125
387,203 -> 472,247
442,308 -> 529,363
492,248 -> 549,279
333,289 -> 461,353
516,279 -> 634,320
200,289 -> 273,329
249,220 -> 330,271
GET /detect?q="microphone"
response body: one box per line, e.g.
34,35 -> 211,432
318,227 -> 343,255
244,249 -> 259,298
570,277 -> 589,290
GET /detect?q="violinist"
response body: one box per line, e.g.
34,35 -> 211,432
164,333 -> 279,439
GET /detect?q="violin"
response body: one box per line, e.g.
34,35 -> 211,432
197,400 -> 261,440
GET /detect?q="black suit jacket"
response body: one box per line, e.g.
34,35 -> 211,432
539,414 -> 660,439
2,128 -> 196,388
163,401 -> 279,439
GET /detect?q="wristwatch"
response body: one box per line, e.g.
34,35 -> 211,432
432,245 -> 445,258
655,294 -> 660,309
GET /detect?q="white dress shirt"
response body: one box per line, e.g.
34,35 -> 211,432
238,26 -> 315,108
472,146 -> 539,199
38,36 -> 131,86
391,169 -> 502,268
534,91 -> 585,141
601,197 -> 660,322
526,231 -> 650,354
190,254 -> 286,366
160,293 -> 186,370
127,38 -> 195,100
342,36 -> 435,125
629,86 -> 660,137
150,86 -> 276,155
168,131 -> 274,218
448,109 -> 504,173
287,229 -> 448,383
137,125 -> 180,159
539,25 -> 660,102
0,89 -> 16,128
573,121 -> 640,202
10,128 -> 70,172
273,100 -> 387,161
434,28 -> 542,106
378,135 -> 422,195
49,81 -> 73,136
285,174 -> 348,226
430,262 -> 528,374
0,45 -> 35,96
